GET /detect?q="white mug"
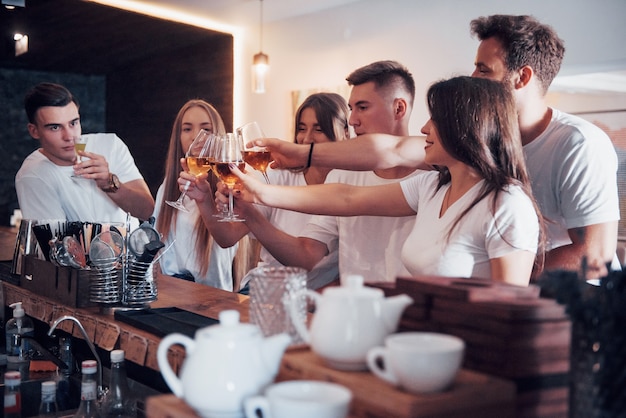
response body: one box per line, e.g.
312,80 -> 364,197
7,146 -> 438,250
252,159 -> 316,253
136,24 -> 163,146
244,380 -> 352,418
367,332 -> 465,394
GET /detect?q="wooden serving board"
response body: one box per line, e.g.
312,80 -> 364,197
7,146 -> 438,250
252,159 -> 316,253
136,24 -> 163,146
278,348 -> 516,418
395,276 -> 542,302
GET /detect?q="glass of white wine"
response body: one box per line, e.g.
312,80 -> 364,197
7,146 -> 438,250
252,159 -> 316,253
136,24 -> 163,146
166,129 -> 214,212
213,133 -> 246,222
71,136 -> 88,178
237,121 -> 272,183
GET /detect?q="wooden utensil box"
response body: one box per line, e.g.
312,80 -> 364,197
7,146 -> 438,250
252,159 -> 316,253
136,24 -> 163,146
20,255 -> 95,308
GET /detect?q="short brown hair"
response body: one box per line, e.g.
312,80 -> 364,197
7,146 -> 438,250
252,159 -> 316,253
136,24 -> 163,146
470,15 -> 565,94
346,60 -> 415,107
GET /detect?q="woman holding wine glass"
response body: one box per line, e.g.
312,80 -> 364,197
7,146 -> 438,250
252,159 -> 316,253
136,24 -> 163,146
181,93 -> 349,291
238,121 -> 272,183
153,99 -> 238,290
223,77 -> 544,287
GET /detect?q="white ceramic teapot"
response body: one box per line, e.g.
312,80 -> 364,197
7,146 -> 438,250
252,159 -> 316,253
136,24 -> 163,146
157,310 -> 291,418
289,275 -> 413,370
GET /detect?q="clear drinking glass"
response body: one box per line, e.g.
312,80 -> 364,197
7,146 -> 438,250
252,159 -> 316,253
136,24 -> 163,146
237,121 -> 272,183
71,136 -> 88,178
248,266 -> 307,347
166,129 -> 215,212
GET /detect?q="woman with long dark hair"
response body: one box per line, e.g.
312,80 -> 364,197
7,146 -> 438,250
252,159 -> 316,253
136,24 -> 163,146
222,77 -> 543,286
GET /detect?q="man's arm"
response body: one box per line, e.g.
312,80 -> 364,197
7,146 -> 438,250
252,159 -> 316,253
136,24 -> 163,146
104,178 -> 154,221
241,205 -> 330,271
253,134 -> 429,171
490,250 -> 536,286
541,222 -> 618,279
75,148 -> 154,220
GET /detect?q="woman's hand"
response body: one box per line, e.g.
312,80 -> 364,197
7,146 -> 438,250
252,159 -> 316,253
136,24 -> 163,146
219,163 -> 267,205
177,158 -> 211,202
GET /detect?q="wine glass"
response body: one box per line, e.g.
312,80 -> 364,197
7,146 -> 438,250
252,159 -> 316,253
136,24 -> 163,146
71,136 -> 88,178
213,133 -> 246,222
166,129 -> 214,212
237,121 -> 272,183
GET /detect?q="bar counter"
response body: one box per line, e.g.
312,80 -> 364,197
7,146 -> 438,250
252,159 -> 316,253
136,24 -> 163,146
2,273 -> 249,374
0,226 -> 517,417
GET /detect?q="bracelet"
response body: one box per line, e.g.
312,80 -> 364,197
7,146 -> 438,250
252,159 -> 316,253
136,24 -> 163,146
306,143 -> 314,169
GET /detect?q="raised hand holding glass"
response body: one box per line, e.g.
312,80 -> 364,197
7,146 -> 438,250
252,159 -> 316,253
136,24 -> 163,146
166,129 -> 214,212
237,121 -> 272,183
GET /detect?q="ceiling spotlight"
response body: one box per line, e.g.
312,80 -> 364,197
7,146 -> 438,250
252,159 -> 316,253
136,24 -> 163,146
14,33 -> 28,56
2,0 -> 25,9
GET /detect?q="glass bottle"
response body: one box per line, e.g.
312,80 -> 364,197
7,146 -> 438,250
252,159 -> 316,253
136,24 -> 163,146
56,337 -> 75,412
59,337 -> 75,376
73,360 -> 102,418
38,380 -> 58,417
100,350 -> 136,417
3,370 -> 22,418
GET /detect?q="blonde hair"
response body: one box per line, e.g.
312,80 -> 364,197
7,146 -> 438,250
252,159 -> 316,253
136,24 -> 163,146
156,100 -> 225,278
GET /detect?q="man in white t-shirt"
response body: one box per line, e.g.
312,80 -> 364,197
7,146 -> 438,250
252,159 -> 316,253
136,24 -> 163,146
258,16 -> 620,280
15,82 -> 154,224
251,61 -> 421,284
469,15 -> 620,278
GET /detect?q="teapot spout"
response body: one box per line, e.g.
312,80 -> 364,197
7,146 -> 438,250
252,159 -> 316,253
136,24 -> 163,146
260,333 -> 291,378
382,294 -> 413,332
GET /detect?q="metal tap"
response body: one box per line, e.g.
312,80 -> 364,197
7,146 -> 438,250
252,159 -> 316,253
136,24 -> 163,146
48,315 -> 103,397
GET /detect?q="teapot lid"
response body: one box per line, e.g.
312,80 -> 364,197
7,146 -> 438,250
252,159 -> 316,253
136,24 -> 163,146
204,310 -> 260,339
323,275 -> 383,298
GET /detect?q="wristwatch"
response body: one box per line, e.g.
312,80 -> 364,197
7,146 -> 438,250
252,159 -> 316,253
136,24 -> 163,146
101,173 -> 120,193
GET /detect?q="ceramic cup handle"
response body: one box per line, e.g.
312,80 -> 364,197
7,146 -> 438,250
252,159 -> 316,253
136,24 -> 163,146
366,346 -> 399,386
157,333 -> 195,397
244,395 -> 271,418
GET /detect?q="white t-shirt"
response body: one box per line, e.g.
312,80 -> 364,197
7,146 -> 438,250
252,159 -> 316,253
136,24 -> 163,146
400,171 -> 539,280
153,184 -> 237,291
300,169 -> 419,283
244,168 -> 339,290
524,109 -> 620,251
15,133 -> 143,225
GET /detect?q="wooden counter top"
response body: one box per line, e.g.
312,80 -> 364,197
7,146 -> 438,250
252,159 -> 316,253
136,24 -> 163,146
2,273 -> 249,373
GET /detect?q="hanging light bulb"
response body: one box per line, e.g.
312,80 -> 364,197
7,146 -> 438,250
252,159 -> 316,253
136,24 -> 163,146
252,0 -> 269,94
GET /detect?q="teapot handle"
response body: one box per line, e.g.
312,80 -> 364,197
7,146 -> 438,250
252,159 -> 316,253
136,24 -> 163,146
157,333 -> 195,397
288,289 -> 318,344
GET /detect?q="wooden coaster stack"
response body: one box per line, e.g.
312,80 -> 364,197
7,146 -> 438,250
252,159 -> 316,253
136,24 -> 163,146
373,276 -> 571,418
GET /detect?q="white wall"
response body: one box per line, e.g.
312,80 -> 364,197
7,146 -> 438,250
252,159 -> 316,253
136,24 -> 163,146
235,0 -> 626,139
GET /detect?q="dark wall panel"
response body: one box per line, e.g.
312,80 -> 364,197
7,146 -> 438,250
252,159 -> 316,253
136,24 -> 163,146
106,35 -> 234,196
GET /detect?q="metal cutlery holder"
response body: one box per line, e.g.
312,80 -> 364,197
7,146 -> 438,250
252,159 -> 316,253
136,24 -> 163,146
88,254 -> 157,307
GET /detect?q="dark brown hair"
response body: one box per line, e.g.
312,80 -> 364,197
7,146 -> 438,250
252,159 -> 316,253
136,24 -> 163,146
24,82 -> 79,123
428,76 -> 544,264
346,60 -> 415,107
470,15 -> 565,94
293,92 -> 349,144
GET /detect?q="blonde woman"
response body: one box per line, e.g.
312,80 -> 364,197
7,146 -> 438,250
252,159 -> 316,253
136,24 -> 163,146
184,93 -> 350,291
153,99 -> 237,290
